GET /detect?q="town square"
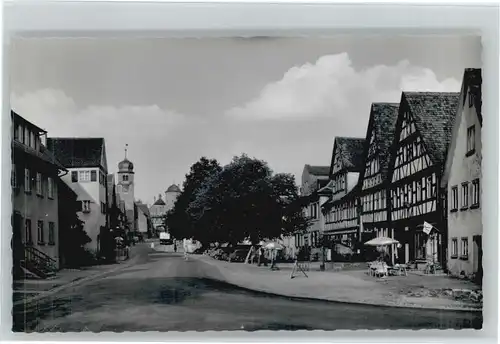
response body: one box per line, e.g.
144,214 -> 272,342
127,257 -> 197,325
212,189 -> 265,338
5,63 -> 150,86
9,36 -> 482,331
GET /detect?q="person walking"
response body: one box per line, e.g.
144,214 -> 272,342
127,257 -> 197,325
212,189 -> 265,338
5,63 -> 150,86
174,241 -> 177,253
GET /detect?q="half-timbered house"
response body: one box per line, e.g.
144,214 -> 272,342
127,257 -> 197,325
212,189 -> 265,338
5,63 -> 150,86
388,92 -> 459,269
440,68 -> 482,279
322,137 -> 365,249
358,103 -> 399,245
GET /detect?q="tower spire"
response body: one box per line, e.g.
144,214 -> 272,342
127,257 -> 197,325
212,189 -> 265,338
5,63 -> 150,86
124,144 -> 128,159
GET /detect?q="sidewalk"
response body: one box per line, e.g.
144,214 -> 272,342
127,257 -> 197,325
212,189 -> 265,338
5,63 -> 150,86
194,255 -> 482,311
13,244 -> 145,306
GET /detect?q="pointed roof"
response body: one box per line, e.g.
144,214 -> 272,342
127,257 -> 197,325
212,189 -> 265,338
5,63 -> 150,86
329,137 -> 365,175
166,184 -> 181,193
441,68 -> 482,187
46,137 -> 107,171
402,92 -> 460,167
136,202 -> 150,217
364,103 -> 400,179
304,165 -> 330,177
153,194 -> 166,206
462,68 -> 482,125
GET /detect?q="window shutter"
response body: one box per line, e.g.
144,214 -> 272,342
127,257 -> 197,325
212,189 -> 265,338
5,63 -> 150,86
91,170 -> 97,182
71,171 -> 78,182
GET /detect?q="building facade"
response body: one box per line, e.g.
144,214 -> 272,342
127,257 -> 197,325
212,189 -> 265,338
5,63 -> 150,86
358,103 -> 399,247
136,202 -> 152,236
12,111 -> 66,272
47,137 -> 109,253
388,92 -> 459,268
295,165 -> 330,255
441,68 -> 482,278
321,137 -> 365,249
150,194 -> 168,233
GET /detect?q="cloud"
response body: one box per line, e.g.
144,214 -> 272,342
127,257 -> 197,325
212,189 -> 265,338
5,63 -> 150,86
10,89 -> 204,202
226,53 -> 461,122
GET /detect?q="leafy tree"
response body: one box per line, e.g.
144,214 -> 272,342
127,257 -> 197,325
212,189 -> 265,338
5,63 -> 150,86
165,157 -> 222,244
188,154 -> 309,246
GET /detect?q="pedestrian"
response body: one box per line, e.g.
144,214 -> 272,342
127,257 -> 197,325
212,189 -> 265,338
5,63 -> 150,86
174,242 -> 177,253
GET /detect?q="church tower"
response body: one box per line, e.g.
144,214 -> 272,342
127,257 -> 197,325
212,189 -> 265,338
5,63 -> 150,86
117,144 -> 135,229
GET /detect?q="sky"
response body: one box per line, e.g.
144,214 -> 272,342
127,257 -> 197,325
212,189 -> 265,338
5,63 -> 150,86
10,35 -> 481,204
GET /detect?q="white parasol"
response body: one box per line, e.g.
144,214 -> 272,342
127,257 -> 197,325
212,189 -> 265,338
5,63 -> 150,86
263,242 -> 284,250
364,237 -> 399,247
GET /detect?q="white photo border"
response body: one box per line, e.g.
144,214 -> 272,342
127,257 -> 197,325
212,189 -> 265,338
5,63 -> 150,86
1,1 -> 498,343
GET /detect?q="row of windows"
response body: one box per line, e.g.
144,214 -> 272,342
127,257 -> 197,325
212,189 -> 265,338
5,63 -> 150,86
364,157 -> 380,178
77,200 -> 107,215
24,218 -> 56,245
394,136 -> 426,168
450,179 -> 480,211
14,123 -> 40,151
331,173 -> 346,194
71,170 -> 107,185
326,201 -> 357,223
309,203 -> 319,220
450,237 -> 469,259
11,165 -> 55,199
361,190 -> 386,212
391,174 -> 437,209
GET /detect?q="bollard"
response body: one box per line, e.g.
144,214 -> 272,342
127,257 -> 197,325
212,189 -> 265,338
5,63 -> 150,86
151,243 -> 154,249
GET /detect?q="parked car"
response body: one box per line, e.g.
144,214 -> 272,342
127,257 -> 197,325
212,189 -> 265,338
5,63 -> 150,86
228,249 -> 248,263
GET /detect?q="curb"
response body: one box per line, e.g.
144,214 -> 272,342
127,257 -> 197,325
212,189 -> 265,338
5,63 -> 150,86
193,256 -> 482,313
13,253 -> 142,307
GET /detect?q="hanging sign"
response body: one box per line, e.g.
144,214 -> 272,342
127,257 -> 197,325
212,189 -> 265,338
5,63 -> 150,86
423,221 -> 433,235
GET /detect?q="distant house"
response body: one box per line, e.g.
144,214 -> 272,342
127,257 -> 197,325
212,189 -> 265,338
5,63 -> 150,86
358,103 -> 400,243
136,201 -> 152,237
295,164 -> 330,256
441,68 -> 482,279
321,137 -> 365,247
11,111 -> 66,275
46,137 -> 109,253
150,194 -> 168,233
387,92 -> 459,268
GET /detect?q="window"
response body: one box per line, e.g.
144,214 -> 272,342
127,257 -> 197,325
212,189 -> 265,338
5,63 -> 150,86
450,186 -> 458,211
91,170 -> 97,182
48,177 -> 54,199
101,202 -> 106,214
25,219 -> 32,244
466,125 -> 476,155
451,238 -> 458,258
11,164 -> 17,188
461,237 -> 469,259
461,182 -> 469,209
36,172 -> 43,196
24,168 -> 31,193
37,220 -> 44,244
30,132 -> 35,149
14,124 -> 19,140
79,170 -> 91,182
123,174 -> 129,182
471,179 -> 480,207
48,222 -> 55,245
82,200 -> 91,213
25,127 -> 30,146
71,171 -> 78,182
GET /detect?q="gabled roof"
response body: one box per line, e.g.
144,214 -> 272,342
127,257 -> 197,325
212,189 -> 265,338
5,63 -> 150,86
13,140 -> 67,171
329,137 -> 365,176
441,69 -> 482,187
362,103 -> 399,180
152,198 -> 166,206
304,165 -> 330,177
136,203 -> 150,217
462,68 -> 482,125
11,110 -> 46,134
46,137 -> 107,171
403,92 -> 460,167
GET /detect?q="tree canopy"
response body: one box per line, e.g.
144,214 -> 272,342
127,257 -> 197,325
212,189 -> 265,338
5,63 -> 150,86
167,154 -> 309,247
